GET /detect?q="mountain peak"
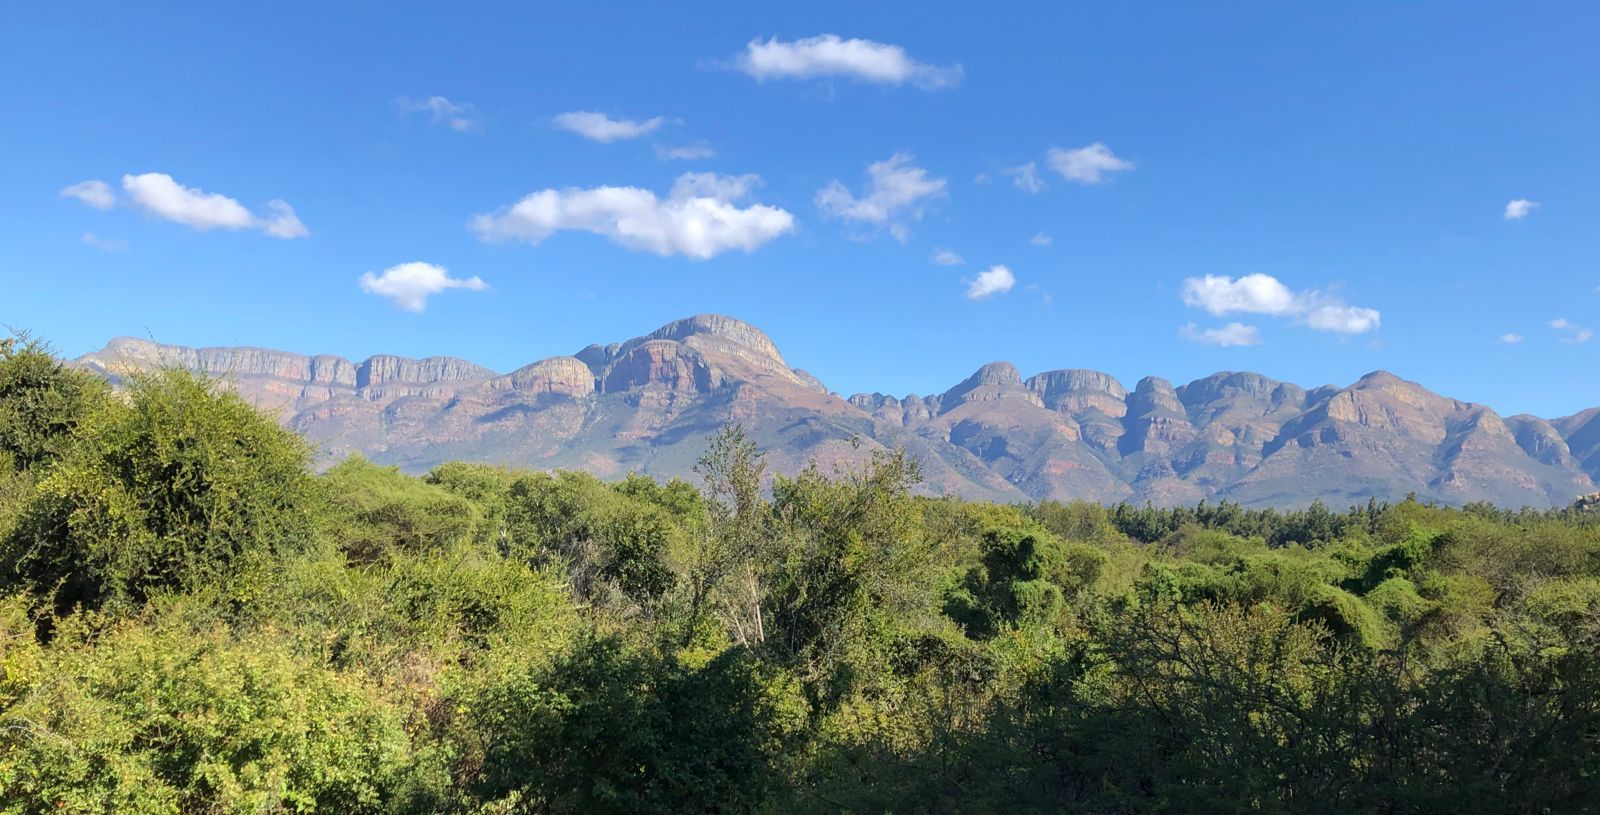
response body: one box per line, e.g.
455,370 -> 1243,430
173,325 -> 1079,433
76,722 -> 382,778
1355,370 -> 1403,386
940,362 -> 1036,410
643,314 -> 784,363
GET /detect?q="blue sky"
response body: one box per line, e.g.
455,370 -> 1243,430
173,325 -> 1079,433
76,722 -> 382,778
3,2 -> 1597,417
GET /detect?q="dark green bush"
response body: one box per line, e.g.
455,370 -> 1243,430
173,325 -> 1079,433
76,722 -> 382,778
3,369 -> 316,612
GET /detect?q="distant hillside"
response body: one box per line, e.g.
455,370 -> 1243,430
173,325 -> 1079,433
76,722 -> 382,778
76,314 -> 1600,508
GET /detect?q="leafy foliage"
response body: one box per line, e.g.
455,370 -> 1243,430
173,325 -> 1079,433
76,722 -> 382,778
2,369 -> 316,613
1,346 -> 1599,812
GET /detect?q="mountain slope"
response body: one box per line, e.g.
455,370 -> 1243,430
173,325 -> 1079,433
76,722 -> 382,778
75,315 -> 1599,508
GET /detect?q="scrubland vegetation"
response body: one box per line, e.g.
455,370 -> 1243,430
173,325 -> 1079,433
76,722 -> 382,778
2,334 -> 1598,813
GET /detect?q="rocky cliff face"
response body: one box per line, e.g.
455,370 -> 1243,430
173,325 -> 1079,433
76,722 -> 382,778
74,315 -> 1600,508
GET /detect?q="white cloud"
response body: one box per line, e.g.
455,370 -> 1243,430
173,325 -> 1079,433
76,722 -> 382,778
1504,199 -> 1539,221
973,172 -> 992,185
1304,304 -> 1382,335
120,173 -> 308,239
1007,162 -> 1044,193
260,200 -> 309,239
398,96 -> 483,132
1180,322 -> 1261,347
1029,232 -> 1052,246
736,34 -> 961,89
1181,273 -> 1380,335
1550,318 -> 1593,344
554,111 -> 667,143
1182,273 -> 1298,316
470,171 -> 795,260
655,144 -> 715,160
888,223 -> 913,244
124,173 -> 253,230
1498,333 -> 1523,344
965,265 -> 1015,300
931,247 -> 964,266
61,179 -> 115,210
1045,143 -> 1134,184
816,153 -> 946,239
360,262 -> 487,312
81,233 -> 127,252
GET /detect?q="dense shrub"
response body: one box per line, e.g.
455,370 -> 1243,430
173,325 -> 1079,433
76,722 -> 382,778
2,370 -> 316,612
0,606 -> 413,814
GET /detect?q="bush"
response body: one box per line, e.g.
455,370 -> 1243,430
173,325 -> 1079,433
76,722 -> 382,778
0,614 -> 413,815
465,636 -> 786,814
324,457 -> 480,561
0,334 -> 107,474
2,369 -> 317,612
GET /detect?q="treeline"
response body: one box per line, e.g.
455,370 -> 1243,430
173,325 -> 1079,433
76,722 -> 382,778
1,334 -> 1598,814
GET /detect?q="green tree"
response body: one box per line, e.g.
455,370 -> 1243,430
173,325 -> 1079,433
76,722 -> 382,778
3,369 -> 317,612
0,333 -> 107,474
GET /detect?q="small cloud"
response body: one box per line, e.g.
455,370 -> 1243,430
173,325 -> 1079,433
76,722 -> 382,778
471,172 -> 795,259
1504,199 -> 1539,221
735,34 -> 962,89
81,233 -> 127,252
398,95 -> 483,132
1180,322 -> 1261,347
1498,333 -> 1523,344
61,179 -> 116,210
816,152 -> 946,240
888,223 -> 913,244
973,172 -> 992,185
1550,318 -> 1593,344
1180,273 -> 1380,335
121,173 -> 309,239
655,144 -> 715,160
965,265 -> 1015,300
1029,232 -> 1052,246
1183,273 -> 1297,316
553,111 -> 667,143
359,261 -> 487,312
931,247 -> 964,266
1006,162 -> 1044,193
1304,304 -> 1381,335
1046,143 -> 1134,184
259,200 -> 309,239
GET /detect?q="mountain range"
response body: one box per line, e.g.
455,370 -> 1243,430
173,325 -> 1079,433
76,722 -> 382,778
74,314 -> 1600,508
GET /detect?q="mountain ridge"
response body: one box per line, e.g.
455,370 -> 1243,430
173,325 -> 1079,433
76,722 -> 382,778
74,314 -> 1600,508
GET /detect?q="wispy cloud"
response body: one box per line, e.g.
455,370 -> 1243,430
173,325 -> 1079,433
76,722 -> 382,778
398,95 -> 483,132
81,233 -> 127,252
655,144 -> 715,160
471,172 -> 795,260
1180,322 -> 1261,347
1550,318 -> 1593,344
1046,143 -> 1134,184
1498,333 -> 1523,344
816,152 -> 946,240
736,34 -> 962,89
554,111 -> 667,143
61,179 -> 115,210
360,261 -> 487,312
965,265 -> 1015,300
1504,199 -> 1539,221
1029,232 -> 1052,246
1006,162 -> 1044,193
931,247 -> 964,266
1181,273 -> 1380,336
121,173 -> 308,239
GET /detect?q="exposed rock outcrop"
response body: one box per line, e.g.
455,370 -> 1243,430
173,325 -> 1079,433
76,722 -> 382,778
73,316 -> 1600,508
